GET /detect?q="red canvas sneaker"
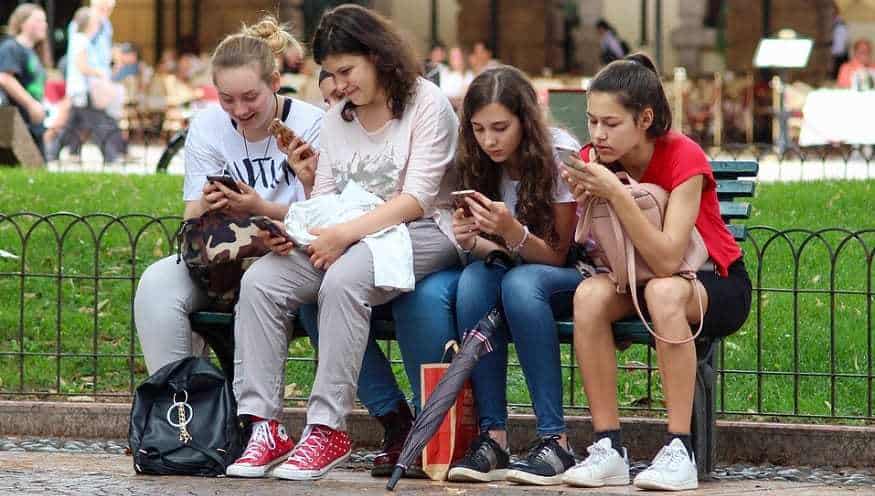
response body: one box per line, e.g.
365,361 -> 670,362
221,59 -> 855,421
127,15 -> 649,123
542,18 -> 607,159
226,419 -> 294,477
271,424 -> 351,481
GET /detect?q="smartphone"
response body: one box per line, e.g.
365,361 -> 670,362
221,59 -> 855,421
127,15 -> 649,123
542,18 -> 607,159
451,189 -> 476,216
251,216 -> 294,243
269,118 -> 313,159
556,147 -> 580,169
206,175 -> 242,193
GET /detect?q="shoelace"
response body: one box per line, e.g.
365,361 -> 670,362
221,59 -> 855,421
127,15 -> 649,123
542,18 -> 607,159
650,445 -> 688,470
241,422 -> 275,460
579,441 -> 611,467
288,426 -> 330,465
524,435 -> 561,464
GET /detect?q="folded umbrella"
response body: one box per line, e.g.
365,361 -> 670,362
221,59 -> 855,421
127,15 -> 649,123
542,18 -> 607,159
386,307 -> 503,491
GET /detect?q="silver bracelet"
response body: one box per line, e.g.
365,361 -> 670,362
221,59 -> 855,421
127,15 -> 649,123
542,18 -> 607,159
510,225 -> 529,253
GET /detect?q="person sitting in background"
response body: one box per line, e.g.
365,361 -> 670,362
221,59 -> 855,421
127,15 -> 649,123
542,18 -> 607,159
837,39 -> 874,90
596,19 -> 628,66
0,3 -> 49,158
439,46 -> 474,107
112,42 -> 141,83
469,41 -> 500,75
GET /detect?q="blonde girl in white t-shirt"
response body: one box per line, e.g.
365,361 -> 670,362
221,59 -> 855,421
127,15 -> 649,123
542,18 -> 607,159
134,17 -> 319,389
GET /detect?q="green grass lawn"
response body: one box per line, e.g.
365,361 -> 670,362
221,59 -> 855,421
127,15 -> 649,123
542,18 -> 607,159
1,169 -> 873,422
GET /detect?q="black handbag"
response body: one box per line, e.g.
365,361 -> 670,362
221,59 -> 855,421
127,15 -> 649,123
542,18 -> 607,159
129,357 -> 244,476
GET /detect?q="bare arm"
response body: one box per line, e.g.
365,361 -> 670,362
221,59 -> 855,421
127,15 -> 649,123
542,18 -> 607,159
0,73 -> 44,123
608,175 -> 703,276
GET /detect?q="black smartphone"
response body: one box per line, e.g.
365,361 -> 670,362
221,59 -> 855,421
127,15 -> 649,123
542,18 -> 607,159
206,175 -> 242,194
251,216 -> 294,243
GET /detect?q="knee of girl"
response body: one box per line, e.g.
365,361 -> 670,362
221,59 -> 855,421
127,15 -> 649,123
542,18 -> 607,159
500,269 -> 542,304
644,277 -> 690,318
573,279 -> 615,320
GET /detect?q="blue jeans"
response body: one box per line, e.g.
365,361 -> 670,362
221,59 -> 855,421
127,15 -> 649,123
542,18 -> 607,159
456,261 -> 582,435
300,267 -> 461,416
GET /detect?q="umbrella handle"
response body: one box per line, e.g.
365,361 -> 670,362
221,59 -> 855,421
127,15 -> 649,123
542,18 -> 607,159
386,466 -> 405,491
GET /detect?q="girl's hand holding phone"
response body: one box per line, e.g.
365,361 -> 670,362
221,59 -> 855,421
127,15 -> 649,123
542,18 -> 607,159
273,119 -> 318,191
452,205 -> 480,250
464,191 -> 519,242
252,216 -> 295,256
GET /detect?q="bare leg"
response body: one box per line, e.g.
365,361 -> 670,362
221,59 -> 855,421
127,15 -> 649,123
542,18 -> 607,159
644,277 -> 710,434
572,275 -> 634,432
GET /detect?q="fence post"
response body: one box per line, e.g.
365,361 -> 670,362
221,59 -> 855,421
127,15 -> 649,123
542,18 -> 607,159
713,71 -> 723,148
672,67 -> 687,133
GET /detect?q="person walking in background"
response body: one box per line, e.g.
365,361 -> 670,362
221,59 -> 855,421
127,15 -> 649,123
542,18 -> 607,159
0,3 -> 49,158
54,4 -> 126,163
442,66 -> 583,486
561,53 -> 751,491
596,19 -> 628,66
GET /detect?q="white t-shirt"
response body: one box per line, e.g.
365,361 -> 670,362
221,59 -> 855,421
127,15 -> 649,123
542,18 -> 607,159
312,77 -> 459,240
182,97 -> 323,205
500,128 -> 579,215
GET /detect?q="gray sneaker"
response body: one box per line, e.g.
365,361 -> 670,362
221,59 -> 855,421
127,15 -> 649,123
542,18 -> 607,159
504,435 -> 575,486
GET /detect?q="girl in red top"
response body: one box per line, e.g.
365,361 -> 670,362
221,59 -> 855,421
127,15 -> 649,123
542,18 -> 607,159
560,53 -> 751,491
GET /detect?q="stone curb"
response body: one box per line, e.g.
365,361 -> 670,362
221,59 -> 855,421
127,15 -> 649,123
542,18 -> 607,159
1,400 -> 872,467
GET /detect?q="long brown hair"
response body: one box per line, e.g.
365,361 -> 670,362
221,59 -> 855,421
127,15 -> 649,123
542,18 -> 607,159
457,66 -> 559,246
311,4 -> 421,122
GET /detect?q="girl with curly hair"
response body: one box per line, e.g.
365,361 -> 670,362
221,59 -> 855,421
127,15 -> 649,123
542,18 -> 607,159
231,4 -> 460,481
443,65 -> 583,486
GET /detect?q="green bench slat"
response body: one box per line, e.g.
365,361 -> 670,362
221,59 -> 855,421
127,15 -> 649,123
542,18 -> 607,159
190,313 -> 656,346
726,224 -> 747,241
709,161 -> 759,178
719,201 -> 750,220
717,180 -> 756,199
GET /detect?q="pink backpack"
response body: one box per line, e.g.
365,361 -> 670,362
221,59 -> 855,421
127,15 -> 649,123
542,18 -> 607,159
575,171 -> 709,344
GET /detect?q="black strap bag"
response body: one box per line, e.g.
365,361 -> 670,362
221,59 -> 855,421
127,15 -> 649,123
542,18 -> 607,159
129,357 -> 244,476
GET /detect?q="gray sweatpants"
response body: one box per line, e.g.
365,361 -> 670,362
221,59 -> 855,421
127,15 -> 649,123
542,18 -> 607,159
234,219 -> 458,430
134,255 -> 211,374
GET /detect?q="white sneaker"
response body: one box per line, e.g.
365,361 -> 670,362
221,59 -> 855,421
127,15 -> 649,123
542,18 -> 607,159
633,438 -> 698,491
562,437 -> 630,487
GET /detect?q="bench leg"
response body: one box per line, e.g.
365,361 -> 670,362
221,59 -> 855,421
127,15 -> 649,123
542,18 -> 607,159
691,340 -> 718,480
192,325 -> 236,383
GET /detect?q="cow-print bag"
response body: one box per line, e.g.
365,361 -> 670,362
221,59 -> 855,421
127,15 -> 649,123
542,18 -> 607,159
176,211 -> 269,311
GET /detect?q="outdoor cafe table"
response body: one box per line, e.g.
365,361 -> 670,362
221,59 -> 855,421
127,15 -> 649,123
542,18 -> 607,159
798,89 -> 875,146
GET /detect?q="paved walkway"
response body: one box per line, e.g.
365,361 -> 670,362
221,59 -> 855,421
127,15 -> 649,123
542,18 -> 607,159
1,452 -> 872,496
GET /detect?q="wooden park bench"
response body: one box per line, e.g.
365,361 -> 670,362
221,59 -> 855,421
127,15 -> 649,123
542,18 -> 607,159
189,160 -> 758,479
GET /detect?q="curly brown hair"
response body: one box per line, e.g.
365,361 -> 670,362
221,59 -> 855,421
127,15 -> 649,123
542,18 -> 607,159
457,66 -> 559,247
311,4 -> 421,122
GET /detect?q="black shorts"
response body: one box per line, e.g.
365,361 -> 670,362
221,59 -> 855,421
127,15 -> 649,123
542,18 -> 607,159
634,259 -> 752,340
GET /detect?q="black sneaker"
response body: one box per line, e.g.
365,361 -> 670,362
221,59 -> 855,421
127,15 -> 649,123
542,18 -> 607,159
505,435 -> 576,485
447,433 -> 510,482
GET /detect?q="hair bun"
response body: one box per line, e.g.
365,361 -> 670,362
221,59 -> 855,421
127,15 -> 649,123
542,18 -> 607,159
244,15 -> 301,58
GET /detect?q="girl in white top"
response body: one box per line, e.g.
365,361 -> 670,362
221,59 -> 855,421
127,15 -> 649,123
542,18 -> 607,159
442,66 -> 584,485
230,5 -> 460,481
134,17 -> 321,375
